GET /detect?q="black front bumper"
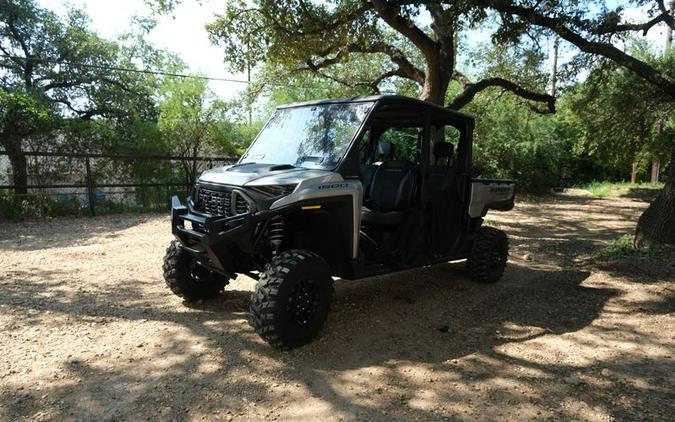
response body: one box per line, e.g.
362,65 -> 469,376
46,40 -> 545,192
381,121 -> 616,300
171,196 -> 261,268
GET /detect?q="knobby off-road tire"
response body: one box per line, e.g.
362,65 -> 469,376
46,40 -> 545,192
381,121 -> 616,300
250,250 -> 334,349
467,227 -> 509,284
162,240 -> 228,301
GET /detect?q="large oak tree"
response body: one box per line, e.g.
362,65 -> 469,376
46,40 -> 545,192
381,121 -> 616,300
0,0 -> 157,194
155,0 -> 675,246
205,0 -> 557,110
198,0 -> 675,246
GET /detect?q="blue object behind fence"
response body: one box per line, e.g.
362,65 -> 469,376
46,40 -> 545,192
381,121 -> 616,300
95,191 -> 106,202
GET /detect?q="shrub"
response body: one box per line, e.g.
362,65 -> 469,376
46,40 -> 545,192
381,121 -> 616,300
595,234 -> 635,260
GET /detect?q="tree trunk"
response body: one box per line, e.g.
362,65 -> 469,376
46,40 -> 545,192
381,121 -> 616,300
651,158 -> 660,183
631,161 -> 639,184
419,59 -> 452,105
635,147 -> 675,247
1,136 -> 28,195
551,37 -> 559,97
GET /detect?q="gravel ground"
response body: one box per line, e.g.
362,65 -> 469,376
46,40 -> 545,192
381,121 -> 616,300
0,191 -> 673,421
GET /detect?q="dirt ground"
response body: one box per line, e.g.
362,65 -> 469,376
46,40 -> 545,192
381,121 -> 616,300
0,191 -> 673,422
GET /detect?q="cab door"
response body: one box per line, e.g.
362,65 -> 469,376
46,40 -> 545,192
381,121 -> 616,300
425,124 -> 464,257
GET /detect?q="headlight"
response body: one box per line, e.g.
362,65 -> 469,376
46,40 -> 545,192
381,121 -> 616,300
250,184 -> 297,197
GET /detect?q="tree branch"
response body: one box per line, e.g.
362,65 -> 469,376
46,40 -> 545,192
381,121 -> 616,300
448,76 -> 555,113
6,16 -> 33,88
43,79 -> 86,91
371,0 -> 438,59
596,10 -> 672,35
345,42 -> 425,84
480,0 -> 675,99
451,71 -> 472,87
0,45 -> 25,68
5,17 -> 31,60
304,51 -> 346,72
656,0 -> 675,30
51,98 -> 111,120
367,69 -> 404,93
42,75 -> 129,93
316,68 -> 405,94
304,41 -> 426,85
245,2 -> 373,38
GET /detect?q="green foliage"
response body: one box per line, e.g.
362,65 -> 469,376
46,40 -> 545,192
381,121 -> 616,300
567,40 -> 675,179
1,0 -> 672,221
594,233 -> 664,261
158,75 -> 240,156
254,59 -> 386,113
0,0 -> 251,217
0,0 -> 158,121
578,181 -> 664,198
379,127 -> 420,162
206,0 -> 376,74
595,234 -> 636,261
465,94 -> 572,191
0,89 -> 54,131
1,0 -> 163,197
466,39 -> 550,99
0,189 -> 180,220
0,191 -> 83,220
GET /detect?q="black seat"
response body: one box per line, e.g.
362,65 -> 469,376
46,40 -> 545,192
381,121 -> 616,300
361,164 -> 378,198
362,152 -> 416,226
361,140 -> 395,199
426,142 -> 454,195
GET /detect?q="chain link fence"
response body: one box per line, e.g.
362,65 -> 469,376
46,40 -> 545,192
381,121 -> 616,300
0,151 -> 239,218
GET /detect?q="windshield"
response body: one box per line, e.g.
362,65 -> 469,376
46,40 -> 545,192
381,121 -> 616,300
241,102 -> 374,170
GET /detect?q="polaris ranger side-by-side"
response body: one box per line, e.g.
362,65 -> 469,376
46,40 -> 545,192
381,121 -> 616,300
164,95 -> 516,348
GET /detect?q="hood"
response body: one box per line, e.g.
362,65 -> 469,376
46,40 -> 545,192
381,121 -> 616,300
198,162 -> 337,187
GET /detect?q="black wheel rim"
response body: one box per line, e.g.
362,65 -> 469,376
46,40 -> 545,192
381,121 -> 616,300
287,279 -> 320,326
190,258 -> 214,283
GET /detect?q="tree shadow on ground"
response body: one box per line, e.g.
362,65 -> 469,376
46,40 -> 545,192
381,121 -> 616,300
619,188 -> 661,202
0,213 -> 167,252
2,258 -> 672,421
1,193 -> 672,421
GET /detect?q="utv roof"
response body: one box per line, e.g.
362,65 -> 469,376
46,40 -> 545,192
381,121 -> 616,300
277,95 -> 475,128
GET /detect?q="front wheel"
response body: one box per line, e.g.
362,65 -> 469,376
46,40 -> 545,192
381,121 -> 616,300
249,250 -> 334,349
162,240 -> 228,301
467,227 -> 509,284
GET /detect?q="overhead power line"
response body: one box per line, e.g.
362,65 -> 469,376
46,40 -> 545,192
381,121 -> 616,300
0,53 -> 252,84
0,53 -> 364,92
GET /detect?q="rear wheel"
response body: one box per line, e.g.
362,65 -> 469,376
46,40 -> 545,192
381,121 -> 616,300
249,250 -> 333,349
162,240 -> 228,301
467,227 -> 509,284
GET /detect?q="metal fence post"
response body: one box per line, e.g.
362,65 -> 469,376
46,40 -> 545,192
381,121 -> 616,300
85,156 -> 95,216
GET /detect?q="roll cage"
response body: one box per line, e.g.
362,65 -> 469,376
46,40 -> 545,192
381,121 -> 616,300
279,95 -> 475,184
332,95 -> 475,216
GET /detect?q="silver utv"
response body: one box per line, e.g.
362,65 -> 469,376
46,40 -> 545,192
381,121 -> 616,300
166,95 -> 515,349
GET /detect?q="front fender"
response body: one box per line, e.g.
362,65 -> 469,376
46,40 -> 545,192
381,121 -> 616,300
271,179 -> 363,259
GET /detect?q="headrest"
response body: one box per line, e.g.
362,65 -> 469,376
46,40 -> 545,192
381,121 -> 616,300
377,141 -> 394,156
433,142 -> 454,159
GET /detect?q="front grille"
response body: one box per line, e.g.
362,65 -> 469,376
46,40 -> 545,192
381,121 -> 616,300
195,187 -> 250,216
235,195 -> 249,214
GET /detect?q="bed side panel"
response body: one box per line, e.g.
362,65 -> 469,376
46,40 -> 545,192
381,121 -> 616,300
468,179 -> 516,218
